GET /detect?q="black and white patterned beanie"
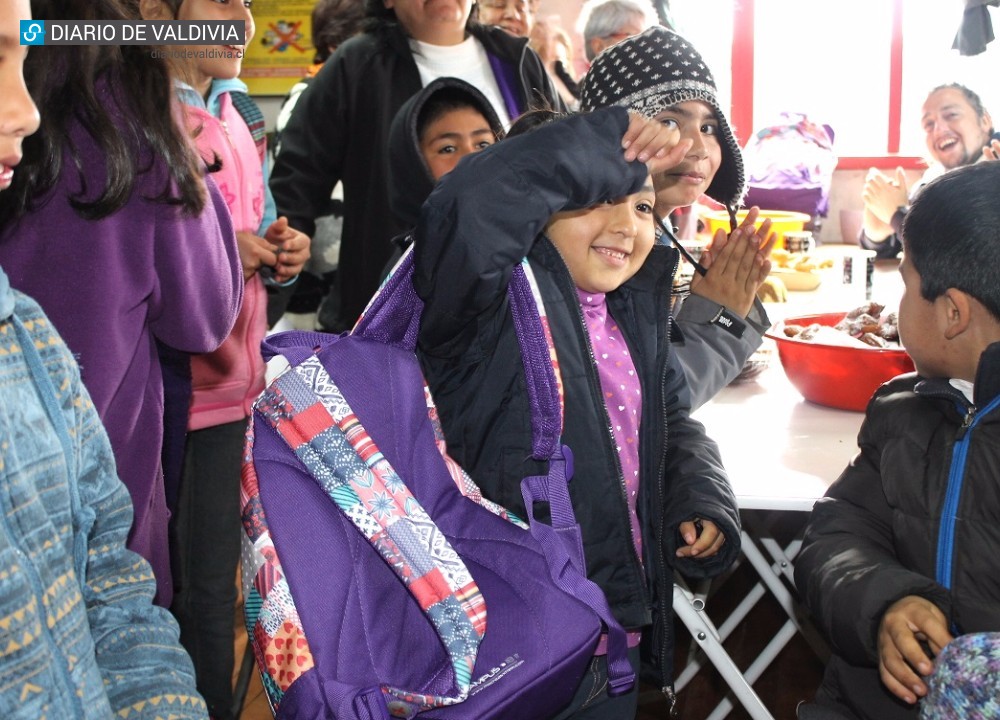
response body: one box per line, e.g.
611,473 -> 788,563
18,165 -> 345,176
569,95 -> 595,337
579,26 -> 746,209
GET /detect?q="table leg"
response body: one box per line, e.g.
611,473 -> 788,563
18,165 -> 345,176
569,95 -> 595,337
672,584 -> 776,720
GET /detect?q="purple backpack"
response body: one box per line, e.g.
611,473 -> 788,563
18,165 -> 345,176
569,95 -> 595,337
240,252 -> 634,719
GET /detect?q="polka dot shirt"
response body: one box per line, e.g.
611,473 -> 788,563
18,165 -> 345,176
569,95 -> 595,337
576,289 -> 643,558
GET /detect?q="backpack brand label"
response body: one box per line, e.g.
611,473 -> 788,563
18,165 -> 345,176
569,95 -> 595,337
468,654 -> 525,696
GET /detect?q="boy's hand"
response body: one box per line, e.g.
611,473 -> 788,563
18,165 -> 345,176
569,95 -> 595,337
622,111 -> 693,176
236,230 -> 280,281
691,206 -> 776,317
675,518 -> 725,559
264,216 -> 312,284
877,595 -> 953,705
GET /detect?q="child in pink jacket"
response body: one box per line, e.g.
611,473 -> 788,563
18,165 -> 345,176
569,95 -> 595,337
139,0 -> 310,716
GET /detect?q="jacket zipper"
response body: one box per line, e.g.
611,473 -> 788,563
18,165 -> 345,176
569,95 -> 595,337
546,252 -> 647,600
656,251 -> 679,714
569,291 -> 644,578
935,395 -> 1000,609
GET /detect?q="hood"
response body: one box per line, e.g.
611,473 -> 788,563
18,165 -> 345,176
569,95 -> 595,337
388,77 -> 505,228
0,266 -> 13,322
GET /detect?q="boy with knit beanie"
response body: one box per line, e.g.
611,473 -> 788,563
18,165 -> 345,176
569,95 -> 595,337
581,26 -> 776,407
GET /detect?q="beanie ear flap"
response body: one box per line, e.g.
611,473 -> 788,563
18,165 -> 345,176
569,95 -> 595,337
704,107 -> 746,209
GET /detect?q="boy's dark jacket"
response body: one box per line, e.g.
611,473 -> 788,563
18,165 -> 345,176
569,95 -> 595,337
413,107 -> 741,687
270,21 -> 561,331
795,342 -> 1000,720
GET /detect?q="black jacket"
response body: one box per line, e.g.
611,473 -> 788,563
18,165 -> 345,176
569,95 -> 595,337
795,342 -> 1000,720
413,108 -> 741,690
270,21 -> 562,331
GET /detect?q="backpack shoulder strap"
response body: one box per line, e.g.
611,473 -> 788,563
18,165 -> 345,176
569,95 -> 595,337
230,90 -> 267,165
259,354 -> 485,715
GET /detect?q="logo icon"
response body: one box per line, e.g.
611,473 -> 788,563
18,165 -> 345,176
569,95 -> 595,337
20,20 -> 45,45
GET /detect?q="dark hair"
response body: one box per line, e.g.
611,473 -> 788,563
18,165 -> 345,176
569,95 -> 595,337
902,161 -> 1000,323
0,0 -> 205,224
505,107 -> 571,138
312,0 -> 365,63
416,87 -> 503,144
928,83 -> 991,124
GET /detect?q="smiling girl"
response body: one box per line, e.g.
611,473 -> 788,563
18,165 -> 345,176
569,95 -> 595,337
414,108 -> 741,718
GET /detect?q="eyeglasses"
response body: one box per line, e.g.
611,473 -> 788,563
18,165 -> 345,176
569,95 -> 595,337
479,0 -> 533,14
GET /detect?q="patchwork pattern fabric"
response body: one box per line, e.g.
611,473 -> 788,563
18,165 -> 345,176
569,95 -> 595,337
244,355 -> 489,714
240,424 -> 314,705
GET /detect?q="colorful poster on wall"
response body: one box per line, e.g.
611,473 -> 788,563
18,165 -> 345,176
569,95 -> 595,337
242,0 -> 315,95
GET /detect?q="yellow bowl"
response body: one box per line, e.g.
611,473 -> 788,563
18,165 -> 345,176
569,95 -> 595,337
702,209 -> 811,248
770,267 -> 822,292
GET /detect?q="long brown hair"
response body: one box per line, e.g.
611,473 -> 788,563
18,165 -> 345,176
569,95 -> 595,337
0,0 -> 206,225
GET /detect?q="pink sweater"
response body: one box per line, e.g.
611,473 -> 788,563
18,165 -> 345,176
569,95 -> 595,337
182,91 -> 268,431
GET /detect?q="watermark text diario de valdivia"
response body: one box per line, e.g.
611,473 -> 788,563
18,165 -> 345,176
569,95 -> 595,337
20,20 -> 245,46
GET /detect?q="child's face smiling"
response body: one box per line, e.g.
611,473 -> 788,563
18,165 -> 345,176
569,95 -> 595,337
545,180 -> 657,294
419,107 -> 496,180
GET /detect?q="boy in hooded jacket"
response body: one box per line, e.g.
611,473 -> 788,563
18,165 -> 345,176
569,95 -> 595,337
381,76 -> 506,277
580,26 -> 777,408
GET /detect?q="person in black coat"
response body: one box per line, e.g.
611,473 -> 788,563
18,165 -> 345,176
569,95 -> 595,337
795,160 -> 1000,720
415,107 -> 741,718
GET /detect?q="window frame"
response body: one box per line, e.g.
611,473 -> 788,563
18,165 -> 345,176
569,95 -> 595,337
726,0 -> 923,170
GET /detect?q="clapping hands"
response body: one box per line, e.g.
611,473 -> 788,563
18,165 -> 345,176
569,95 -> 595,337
690,206 -> 777,318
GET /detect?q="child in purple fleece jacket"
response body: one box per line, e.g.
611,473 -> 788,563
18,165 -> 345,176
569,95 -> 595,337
0,0 -> 243,607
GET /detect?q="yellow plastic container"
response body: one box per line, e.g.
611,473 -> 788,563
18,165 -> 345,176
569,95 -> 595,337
702,209 -> 811,248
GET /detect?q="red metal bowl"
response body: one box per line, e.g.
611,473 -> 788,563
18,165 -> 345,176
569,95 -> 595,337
764,312 -> 915,412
